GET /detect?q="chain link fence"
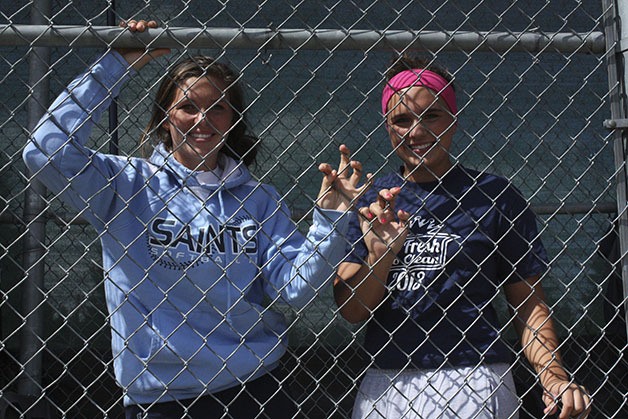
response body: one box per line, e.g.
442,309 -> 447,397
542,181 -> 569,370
0,0 -> 626,417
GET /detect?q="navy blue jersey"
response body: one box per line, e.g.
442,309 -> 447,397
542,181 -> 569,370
344,165 -> 548,369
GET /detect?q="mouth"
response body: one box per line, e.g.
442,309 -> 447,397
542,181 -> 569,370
186,133 -> 217,142
407,142 -> 435,154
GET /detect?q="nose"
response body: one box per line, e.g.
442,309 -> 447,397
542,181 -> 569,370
193,110 -> 211,127
406,119 -> 428,140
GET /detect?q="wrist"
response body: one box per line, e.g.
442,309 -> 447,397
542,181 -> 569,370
538,367 -> 570,388
367,250 -> 396,269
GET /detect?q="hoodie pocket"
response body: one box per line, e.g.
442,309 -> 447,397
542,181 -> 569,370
130,304 -> 287,394
147,307 -> 222,365
145,303 -> 285,364
225,303 -> 286,343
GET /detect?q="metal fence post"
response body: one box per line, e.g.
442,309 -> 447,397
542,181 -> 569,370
603,0 -> 628,340
17,0 -> 51,397
107,0 -> 119,155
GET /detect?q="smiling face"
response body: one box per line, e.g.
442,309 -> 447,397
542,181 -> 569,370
386,86 -> 457,183
162,76 -> 235,171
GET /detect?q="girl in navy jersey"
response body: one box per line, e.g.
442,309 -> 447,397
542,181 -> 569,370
334,55 -> 592,419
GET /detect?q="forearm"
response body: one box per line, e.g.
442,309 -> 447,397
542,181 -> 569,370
334,252 -> 395,323
516,302 -> 569,384
22,51 -> 136,225
268,208 -> 353,310
507,278 -> 592,417
507,278 -> 569,384
333,185 -> 409,322
25,51 -> 132,173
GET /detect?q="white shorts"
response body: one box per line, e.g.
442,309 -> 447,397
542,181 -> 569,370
352,363 -> 520,419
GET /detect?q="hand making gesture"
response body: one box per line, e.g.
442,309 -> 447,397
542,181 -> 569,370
358,187 -> 410,260
317,144 -> 369,213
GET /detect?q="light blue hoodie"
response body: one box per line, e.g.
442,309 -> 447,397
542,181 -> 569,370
23,51 -> 352,406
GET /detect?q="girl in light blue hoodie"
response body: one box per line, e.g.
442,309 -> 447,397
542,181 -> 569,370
23,20 -> 370,418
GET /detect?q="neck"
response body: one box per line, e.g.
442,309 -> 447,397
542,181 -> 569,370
174,152 -> 220,172
403,161 -> 454,183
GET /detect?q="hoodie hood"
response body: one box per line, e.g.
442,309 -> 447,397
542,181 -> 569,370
148,143 -> 252,191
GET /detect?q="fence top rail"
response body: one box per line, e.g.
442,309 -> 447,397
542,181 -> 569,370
0,24 -> 606,54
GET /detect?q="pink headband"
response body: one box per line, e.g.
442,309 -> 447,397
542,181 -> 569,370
381,69 -> 457,116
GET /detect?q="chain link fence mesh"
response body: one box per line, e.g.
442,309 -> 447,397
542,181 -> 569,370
0,0 -> 626,418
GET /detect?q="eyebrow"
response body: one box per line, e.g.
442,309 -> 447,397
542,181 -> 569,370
391,106 -> 446,116
178,93 -> 227,104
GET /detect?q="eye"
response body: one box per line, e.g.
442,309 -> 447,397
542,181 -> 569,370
208,99 -> 232,113
390,116 -> 412,126
420,110 -> 446,124
208,102 -> 226,111
177,103 -> 198,114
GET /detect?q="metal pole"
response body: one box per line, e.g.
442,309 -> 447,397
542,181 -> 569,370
602,0 -> 628,340
0,25 -> 606,54
18,0 -> 51,396
107,0 -> 119,155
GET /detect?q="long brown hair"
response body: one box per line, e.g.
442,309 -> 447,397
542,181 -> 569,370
141,56 -> 258,166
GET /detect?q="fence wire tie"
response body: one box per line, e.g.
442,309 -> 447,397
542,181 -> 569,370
603,118 -> 628,130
